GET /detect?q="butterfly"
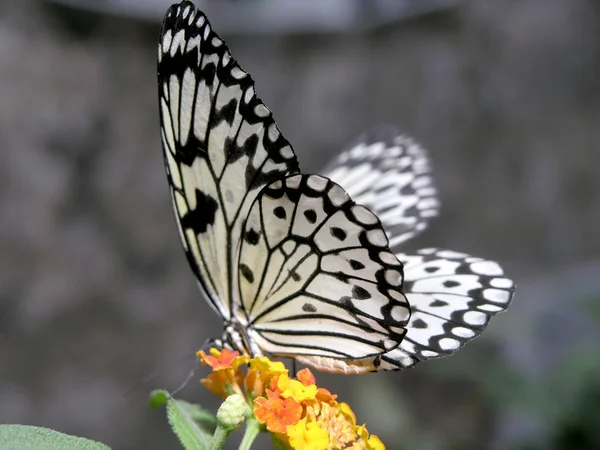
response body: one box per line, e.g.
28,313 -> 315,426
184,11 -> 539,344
157,1 -> 515,374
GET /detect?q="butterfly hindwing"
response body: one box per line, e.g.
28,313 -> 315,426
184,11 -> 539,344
373,248 -> 515,370
158,1 -> 299,318
324,126 -> 439,248
238,174 -> 411,364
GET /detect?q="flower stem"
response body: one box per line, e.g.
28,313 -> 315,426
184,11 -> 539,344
239,416 -> 262,450
209,424 -> 231,450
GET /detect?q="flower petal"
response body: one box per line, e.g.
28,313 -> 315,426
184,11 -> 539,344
254,396 -> 303,434
287,418 -> 330,450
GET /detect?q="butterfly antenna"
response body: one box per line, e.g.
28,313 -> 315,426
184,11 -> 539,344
170,357 -> 200,397
200,337 -> 217,353
123,339 -> 213,399
170,338 -> 216,397
124,352 -> 196,398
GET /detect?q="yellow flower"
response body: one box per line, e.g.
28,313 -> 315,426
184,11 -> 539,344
249,356 -> 288,375
366,435 -> 385,450
287,418 -> 330,450
351,425 -> 385,450
197,349 -> 386,449
316,402 -> 355,449
338,402 -> 357,427
246,356 -> 288,398
277,373 -> 318,403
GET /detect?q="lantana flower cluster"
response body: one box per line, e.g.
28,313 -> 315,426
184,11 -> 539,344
198,348 -> 385,450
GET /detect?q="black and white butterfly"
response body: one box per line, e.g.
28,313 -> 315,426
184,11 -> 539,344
158,1 -> 515,374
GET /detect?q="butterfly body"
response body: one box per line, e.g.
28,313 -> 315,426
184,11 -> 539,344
158,1 -> 515,374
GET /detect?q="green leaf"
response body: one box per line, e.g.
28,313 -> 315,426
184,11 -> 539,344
150,390 -> 217,433
0,425 -> 110,450
151,389 -> 215,450
149,389 -> 170,410
177,399 -> 218,434
584,295 -> 600,324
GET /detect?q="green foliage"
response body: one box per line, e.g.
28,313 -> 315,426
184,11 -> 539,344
0,425 -> 110,450
150,389 -> 261,450
481,344 -> 600,450
148,389 -> 170,410
149,389 -> 214,450
520,353 -> 600,450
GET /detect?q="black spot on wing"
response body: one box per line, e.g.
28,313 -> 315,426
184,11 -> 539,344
180,189 -> 218,234
273,206 -> 287,219
330,227 -> 347,241
430,300 -> 448,307
443,280 -> 460,288
303,209 -> 317,223
302,303 -> 317,312
240,264 -> 254,283
244,229 -> 260,245
349,259 -> 365,270
227,132 -> 257,164
412,319 -> 428,329
213,98 -> 237,127
339,296 -> 371,329
332,272 -> 351,283
352,285 -> 371,300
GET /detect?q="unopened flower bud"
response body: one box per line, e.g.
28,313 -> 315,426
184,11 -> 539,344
216,394 -> 248,430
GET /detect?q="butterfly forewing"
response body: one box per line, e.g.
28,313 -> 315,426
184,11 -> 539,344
237,174 -> 410,362
324,126 -> 439,248
158,1 -> 299,318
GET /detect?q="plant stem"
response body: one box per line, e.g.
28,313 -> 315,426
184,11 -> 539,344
209,424 -> 231,450
239,416 -> 262,450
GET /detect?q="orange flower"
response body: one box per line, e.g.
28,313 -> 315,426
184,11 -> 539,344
254,394 -> 303,433
197,348 -> 248,370
198,348 -> 248,398
267,376 -> 283,398
296,368 -> 315,386
201,369 -> 245,398
316,387 -> 337,404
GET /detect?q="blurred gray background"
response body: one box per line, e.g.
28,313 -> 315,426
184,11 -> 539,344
1,0 -> 600,449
